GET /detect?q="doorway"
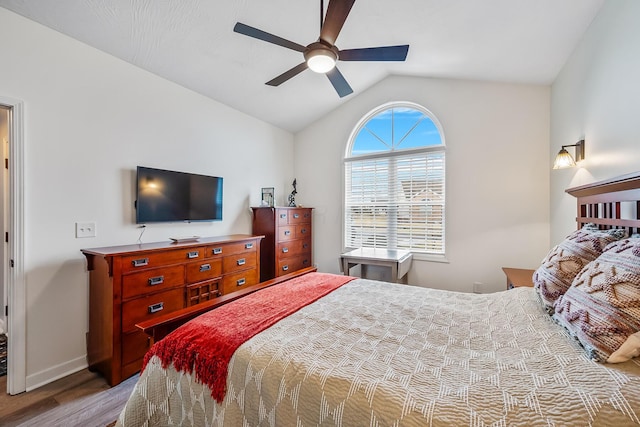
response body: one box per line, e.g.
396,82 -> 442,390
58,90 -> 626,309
0,97 -> 25,395
0,106 -> 7,378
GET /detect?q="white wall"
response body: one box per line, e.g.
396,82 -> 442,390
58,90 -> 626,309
294,75 -> 550,293
550,0 -> 640,244
0,8 -> 294,389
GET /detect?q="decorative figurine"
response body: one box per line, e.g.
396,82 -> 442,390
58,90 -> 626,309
288,179 -> 297,207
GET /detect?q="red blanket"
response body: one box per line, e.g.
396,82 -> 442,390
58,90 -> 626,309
143,272 -> 355,402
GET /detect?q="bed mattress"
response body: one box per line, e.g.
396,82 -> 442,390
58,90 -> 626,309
117,278 -> 640,426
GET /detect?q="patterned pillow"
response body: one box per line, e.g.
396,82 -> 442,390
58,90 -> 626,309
553,237 -> 640,362
533,224 -> 625,313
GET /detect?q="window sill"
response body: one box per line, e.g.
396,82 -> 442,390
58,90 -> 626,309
411,253 -> 449,263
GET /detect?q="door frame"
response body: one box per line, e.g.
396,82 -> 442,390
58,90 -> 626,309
0,96 -> 26,394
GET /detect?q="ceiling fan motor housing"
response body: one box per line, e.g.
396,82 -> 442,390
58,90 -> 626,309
304,41 -> 339,73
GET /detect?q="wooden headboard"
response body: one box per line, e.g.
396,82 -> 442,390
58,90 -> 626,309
566,171 -> 640,235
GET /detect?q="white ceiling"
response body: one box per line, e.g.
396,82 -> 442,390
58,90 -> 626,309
0,0 -> 604,133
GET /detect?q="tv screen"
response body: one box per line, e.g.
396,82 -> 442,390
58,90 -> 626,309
135,166 -> 223,223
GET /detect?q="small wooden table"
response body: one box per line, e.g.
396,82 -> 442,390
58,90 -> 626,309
341,248 -> 413,283
502,267 -> 535,290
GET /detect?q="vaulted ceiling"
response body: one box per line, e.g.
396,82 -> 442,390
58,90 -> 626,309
0,0 -> 604,132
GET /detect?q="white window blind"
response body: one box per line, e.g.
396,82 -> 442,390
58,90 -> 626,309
345,150 -> 445,254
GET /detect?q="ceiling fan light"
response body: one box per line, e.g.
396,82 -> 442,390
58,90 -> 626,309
306,50 -> 337,73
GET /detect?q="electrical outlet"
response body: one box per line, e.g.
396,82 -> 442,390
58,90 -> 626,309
76,222 -> 97,238
473,281 -> 483,294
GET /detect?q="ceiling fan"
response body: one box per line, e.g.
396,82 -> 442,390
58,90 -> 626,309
233,0 -> 410,98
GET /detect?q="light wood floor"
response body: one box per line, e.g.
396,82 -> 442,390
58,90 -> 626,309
0,370 -> 137,427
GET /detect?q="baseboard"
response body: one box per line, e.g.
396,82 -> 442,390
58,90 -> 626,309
26,355 -> 88,391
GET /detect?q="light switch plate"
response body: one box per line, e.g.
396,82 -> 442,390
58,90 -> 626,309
76,222 -> 96,238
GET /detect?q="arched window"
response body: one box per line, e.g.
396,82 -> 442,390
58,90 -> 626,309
344,102 -> 445,255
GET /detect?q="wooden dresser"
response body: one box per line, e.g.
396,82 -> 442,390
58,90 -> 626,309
81,234 -> 262,386
252,207 -> 313,281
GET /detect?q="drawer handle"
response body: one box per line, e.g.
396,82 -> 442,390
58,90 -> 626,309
282,265 -> 289,271
304,213 -> 310,218
300,228 -> 307,234
148,276 -> 164,286
148,302 -> 164,314
284,230 -> 291,236
293,213 -> 300,219
303,259 -> 309,265
237,258 -> 246,266
303,243 -> 309,249
236,278 -> 246,286
199,264 -> 211,272
280,214 -> 287,219
132,258 -> 149,267
213,247 -> 223,255
245,243 -> 253,249
282,247 -> 289,253
187,251 -> 199,259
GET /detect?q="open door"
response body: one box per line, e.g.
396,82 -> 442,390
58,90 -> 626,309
0,106 -> 7,379
0,96 -> 25,395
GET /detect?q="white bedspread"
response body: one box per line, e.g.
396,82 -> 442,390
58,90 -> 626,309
117,278 -> 640,426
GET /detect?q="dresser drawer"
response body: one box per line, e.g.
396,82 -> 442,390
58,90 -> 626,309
223,251 -> 257,274
122,288 -> 184,333
296,224 -> 311,239
121,247 -> 203,273
121,330 -> 152,366
277,239 -> 311,258
186,259 -> 222,283
288,209 -> 311,224
277,210 -> 289,226
122,265 -> 185,299
221,268 -> 259,295
186,279 -> 221,306
277,224 -> 312,242
202,244 -> 227,259
277,254 -> 312,276
122,358 -> 144,382
222,240 -> 258,256
277,225 -> 296,242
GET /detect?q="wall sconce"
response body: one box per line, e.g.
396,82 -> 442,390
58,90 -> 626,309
553,139 -> 585,169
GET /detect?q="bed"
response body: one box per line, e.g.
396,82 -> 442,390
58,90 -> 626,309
116,172 -> 640,426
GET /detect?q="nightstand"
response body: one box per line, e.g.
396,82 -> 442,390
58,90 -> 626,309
502,267 -> 535,290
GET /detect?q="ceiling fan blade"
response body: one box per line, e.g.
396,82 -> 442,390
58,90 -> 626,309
320,0 -> 356,46
326,67 -> 353,97
266,62 -> 309,86
339,45 -> 409,61
234,22 -> 306,52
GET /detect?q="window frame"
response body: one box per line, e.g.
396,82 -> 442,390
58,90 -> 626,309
342,101 -> 447,262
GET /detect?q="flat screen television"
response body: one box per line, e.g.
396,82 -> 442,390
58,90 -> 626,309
135,166 -> 223,223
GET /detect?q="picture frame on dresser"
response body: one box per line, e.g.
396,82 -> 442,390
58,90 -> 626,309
261,187 -> 274,207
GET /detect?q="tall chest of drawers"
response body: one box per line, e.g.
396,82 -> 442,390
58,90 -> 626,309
252,207 -> 313,281
81,234 -> 262,386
